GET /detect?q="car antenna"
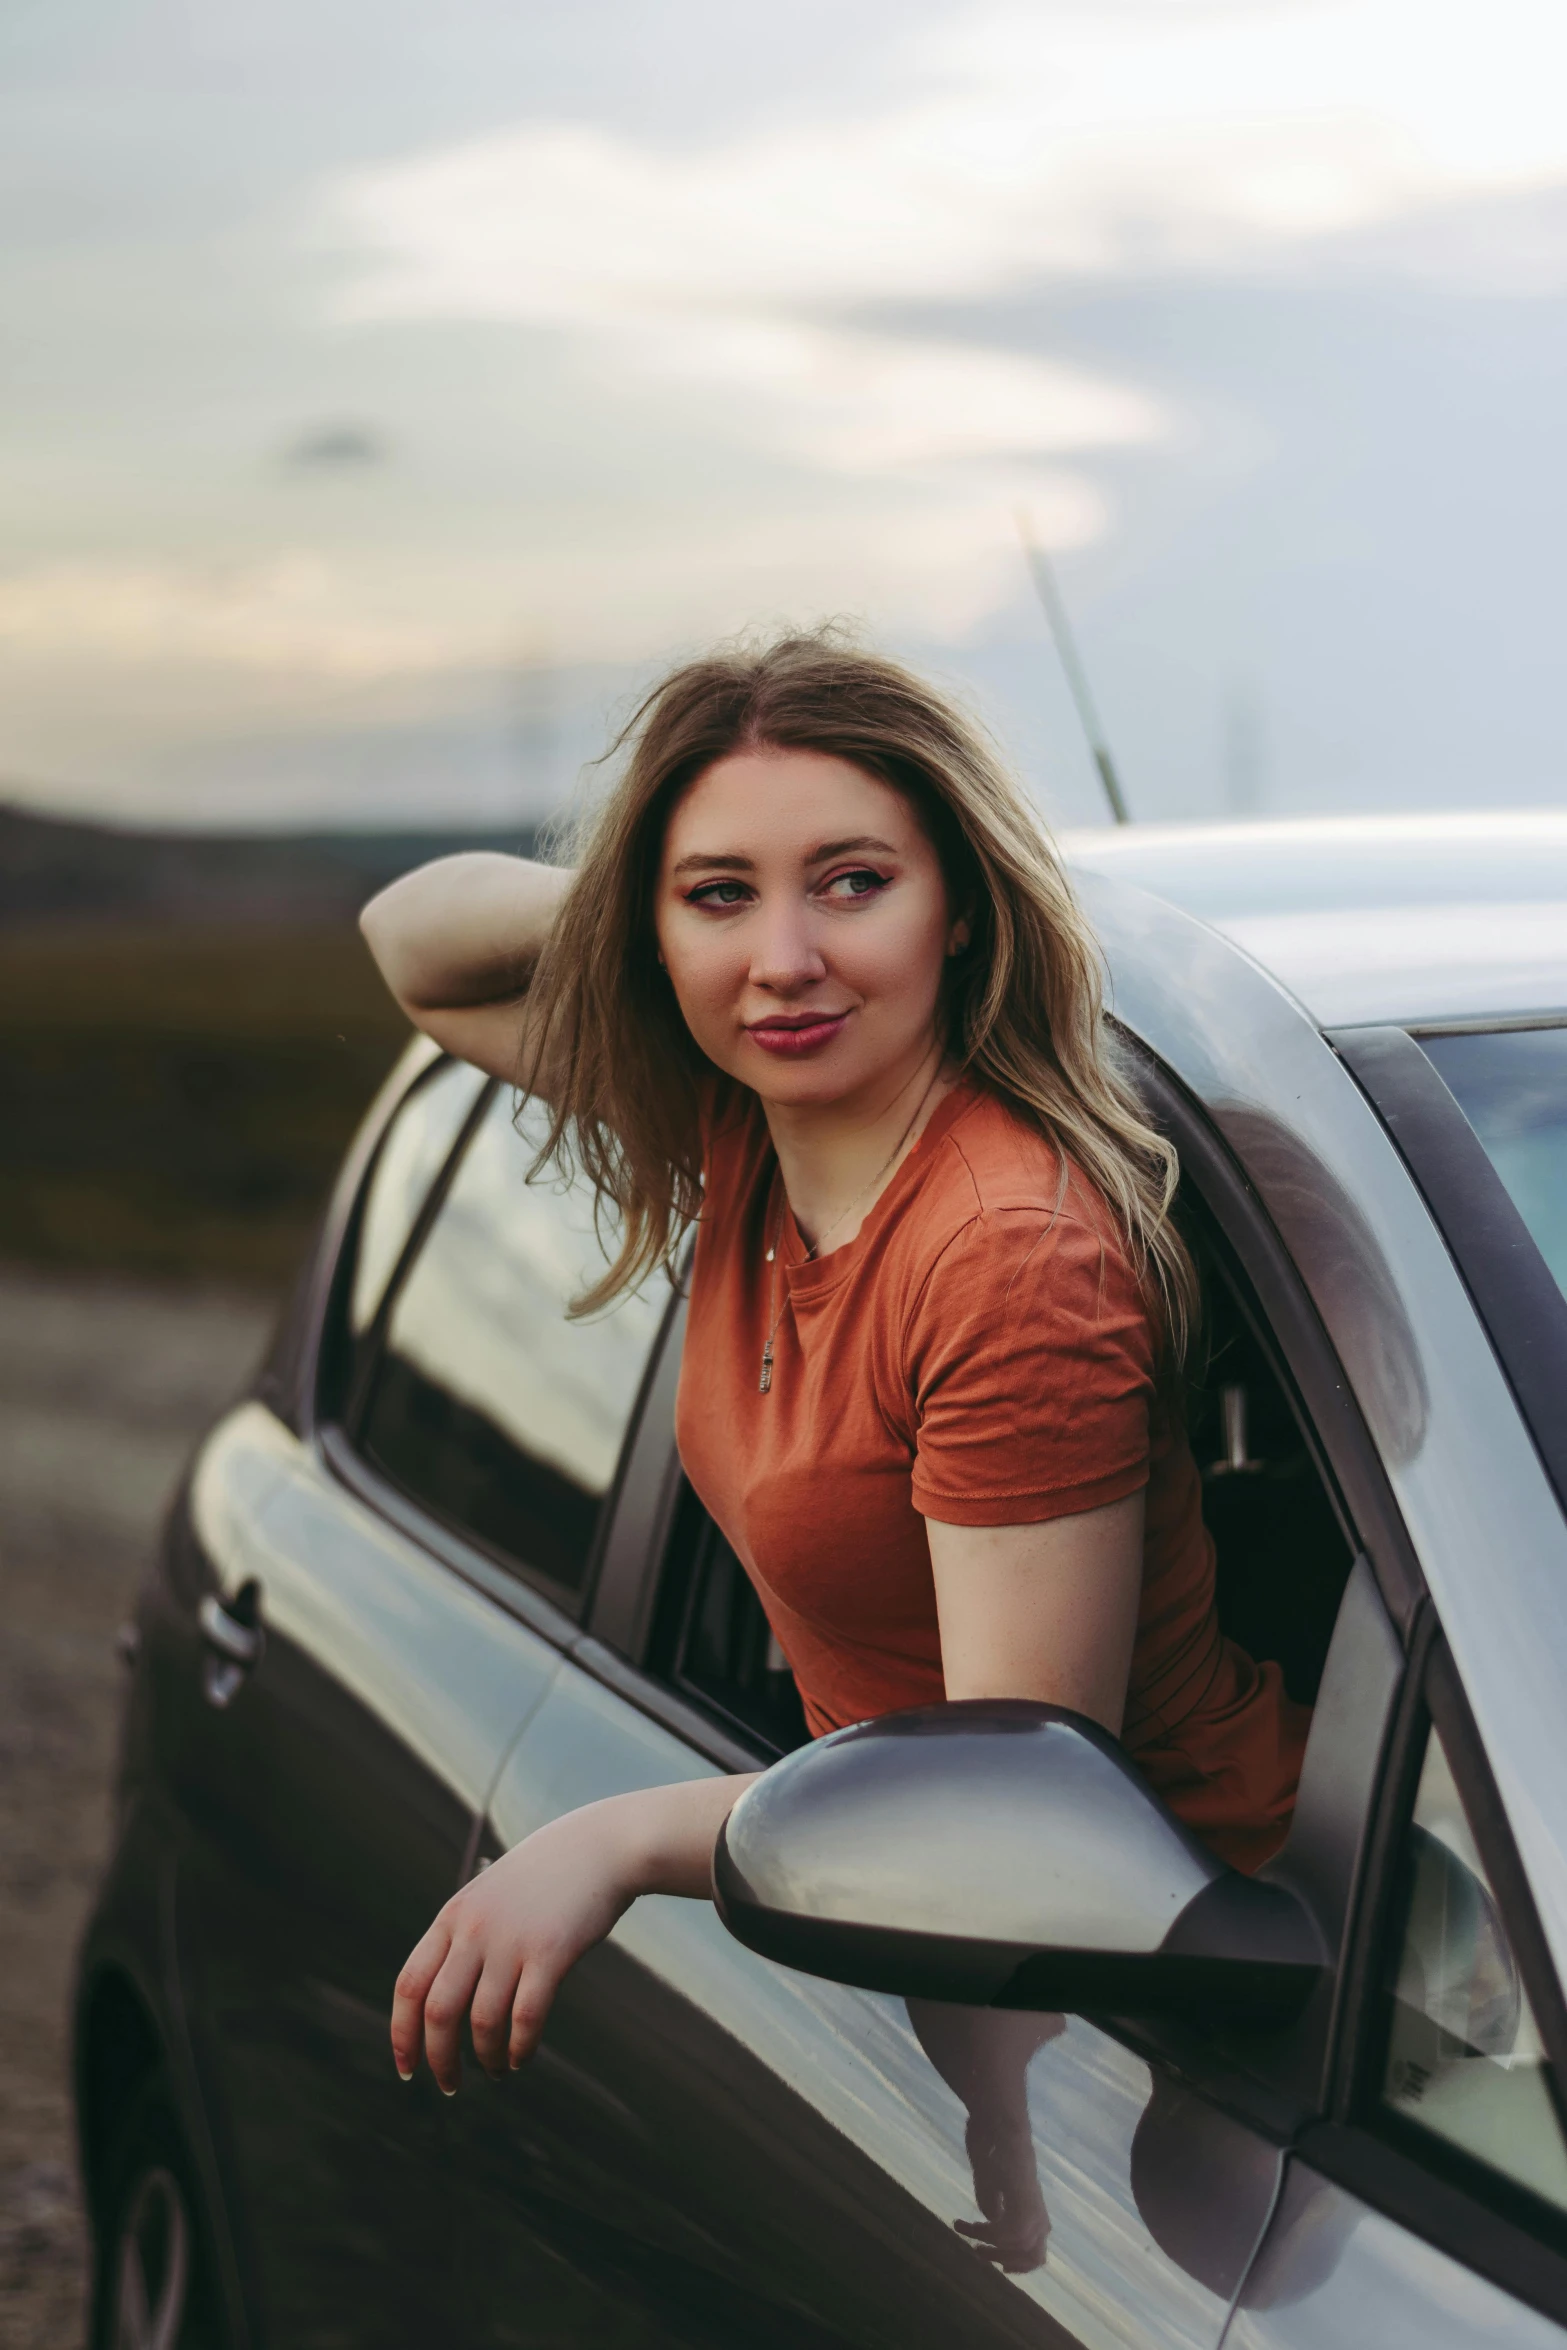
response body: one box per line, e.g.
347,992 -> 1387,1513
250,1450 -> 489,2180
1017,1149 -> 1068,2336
1016,510 -> 1131,825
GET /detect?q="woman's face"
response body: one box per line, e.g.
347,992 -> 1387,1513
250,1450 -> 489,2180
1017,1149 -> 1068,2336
654,747 -> 969,1111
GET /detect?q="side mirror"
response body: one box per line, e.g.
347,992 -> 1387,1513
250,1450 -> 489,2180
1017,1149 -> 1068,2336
714,1702 -> 1324,2025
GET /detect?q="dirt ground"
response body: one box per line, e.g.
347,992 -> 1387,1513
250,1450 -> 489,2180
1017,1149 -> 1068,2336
0,1266 -> 275,2348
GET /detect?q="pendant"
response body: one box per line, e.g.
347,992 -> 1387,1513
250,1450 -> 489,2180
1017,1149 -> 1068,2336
759,1339 -> 774,1395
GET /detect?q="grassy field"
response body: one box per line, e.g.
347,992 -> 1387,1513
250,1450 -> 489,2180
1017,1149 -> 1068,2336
0,922 -> 413,1291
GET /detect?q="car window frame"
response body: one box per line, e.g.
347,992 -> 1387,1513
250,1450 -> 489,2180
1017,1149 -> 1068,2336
293,1067 -> 754,1762
298,1059 -> 686,1658
584,1047 -> 1427,2127
1297,1628 -> 1567,2327
1089,1044 -> 1418,2127
258,1033 -> 443,1436
1125,1039 -> 1424,1636
329,1063 -> 497,1429
579,1279 -> 777,1772
1331,1021 -> 1567,1517
340,1075 -> 679,1620
592,1040 -> 1425,1652
313,1275 -> 704,1691
342,1053 -> 494,1345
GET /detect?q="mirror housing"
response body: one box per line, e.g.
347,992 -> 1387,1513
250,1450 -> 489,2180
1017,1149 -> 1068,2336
714,1702 -> 1324,2024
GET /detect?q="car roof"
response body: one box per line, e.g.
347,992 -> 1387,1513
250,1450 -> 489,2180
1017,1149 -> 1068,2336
1063,810 -> 1567,1029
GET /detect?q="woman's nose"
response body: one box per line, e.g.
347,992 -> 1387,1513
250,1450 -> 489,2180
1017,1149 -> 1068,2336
748,899 -> 828,993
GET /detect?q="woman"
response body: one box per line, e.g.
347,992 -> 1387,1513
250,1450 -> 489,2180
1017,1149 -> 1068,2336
363,631 -> 1308,2097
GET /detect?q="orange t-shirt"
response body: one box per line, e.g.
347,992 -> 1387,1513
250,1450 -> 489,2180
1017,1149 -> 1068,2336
675,1076 -> 1309,1871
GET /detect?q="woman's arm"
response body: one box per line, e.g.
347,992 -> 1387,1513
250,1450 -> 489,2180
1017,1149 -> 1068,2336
926,1491 -> 1145,1734
391,1502 -> 1141,2089
390,1772 -> 758,2090
359,851 -> 574,1084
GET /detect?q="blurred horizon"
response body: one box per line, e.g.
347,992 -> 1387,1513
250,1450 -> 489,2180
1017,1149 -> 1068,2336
6,0 -> 1567,839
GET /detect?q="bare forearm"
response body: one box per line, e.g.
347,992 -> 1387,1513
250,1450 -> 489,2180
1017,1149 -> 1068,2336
359,852 -> 572,1012
564,1773 -> 761,1904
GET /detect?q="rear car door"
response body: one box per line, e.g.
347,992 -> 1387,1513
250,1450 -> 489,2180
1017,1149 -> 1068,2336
161,1060 -> 667,2347
442,1095 -> 1413,2350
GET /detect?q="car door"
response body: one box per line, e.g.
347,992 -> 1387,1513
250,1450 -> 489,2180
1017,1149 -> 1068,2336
162,1061 -> 668,2348
1225,1639 -> 1567,2348
441,1127 -> 1410,2350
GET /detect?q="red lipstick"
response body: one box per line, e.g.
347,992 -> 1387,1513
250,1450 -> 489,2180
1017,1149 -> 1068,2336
746,1012 -> 850,1056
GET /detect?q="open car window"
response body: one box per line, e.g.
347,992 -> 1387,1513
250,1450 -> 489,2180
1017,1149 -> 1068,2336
640,1154 -> 1359,1777
647,1480 -> 808,1758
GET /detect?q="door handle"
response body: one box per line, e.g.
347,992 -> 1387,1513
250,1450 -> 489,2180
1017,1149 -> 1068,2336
199,1586 -> 264,1708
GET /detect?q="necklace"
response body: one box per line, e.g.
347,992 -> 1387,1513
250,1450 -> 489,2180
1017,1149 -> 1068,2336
758,1064 -> 946,1394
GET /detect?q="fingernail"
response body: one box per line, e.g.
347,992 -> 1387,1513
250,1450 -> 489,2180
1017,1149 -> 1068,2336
439,2083 -> 456,2098
396,2066 -> 413,2083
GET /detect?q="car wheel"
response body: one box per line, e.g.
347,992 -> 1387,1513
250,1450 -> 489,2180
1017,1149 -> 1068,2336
92,2078 -> 227,2350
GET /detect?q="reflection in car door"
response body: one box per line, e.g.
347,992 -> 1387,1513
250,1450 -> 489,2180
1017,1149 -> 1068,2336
167,1406 -> 562,2348
451,1644 -> 1296,2350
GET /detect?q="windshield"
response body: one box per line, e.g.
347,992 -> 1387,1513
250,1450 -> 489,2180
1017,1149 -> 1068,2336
1422,1026 -> 1567,1308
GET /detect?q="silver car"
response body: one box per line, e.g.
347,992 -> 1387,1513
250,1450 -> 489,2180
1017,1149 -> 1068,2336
78,811 -> 1567,2350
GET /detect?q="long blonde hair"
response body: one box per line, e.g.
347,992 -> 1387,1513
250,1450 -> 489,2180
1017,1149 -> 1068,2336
527,628 -> 1196,1353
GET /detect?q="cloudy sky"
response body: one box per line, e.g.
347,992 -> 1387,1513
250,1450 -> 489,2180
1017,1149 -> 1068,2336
5,0 -> 1567,831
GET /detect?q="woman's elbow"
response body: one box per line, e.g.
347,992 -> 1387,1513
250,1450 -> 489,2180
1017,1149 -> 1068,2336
358,859 -> 471,1009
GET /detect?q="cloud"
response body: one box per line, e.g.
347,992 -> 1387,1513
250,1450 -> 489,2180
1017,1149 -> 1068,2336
324,12 -> 1240,491
329,0 -> 1567,332
310,0 -> 1567,649
591,319 -> 1166,475
0,461 -> 1103,684
486,468 -> 1109,649
0,559 -> 466,678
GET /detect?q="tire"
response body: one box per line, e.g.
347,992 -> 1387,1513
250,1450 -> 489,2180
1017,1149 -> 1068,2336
91,2077 -> 228,2350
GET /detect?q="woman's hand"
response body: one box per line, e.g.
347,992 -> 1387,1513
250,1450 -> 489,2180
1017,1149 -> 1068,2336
392,1809 -> 635,2089
391,1776 -> 756,2091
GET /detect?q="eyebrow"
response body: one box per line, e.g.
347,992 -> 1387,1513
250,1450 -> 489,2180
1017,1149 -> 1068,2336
669,834 -> 899,878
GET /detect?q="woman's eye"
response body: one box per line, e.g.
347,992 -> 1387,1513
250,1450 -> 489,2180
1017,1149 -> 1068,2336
823,868 -> 888,900
688,879 -> 751,908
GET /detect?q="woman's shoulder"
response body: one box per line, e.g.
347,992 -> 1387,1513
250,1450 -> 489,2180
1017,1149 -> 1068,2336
887,1085 -> 1155,1400
892,1082 -> 1140,1312
920,1081 -> 1115,1236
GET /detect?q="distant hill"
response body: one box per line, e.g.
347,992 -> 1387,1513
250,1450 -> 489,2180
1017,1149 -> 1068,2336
0,801 -> 560,1285
0,801 -> 541,927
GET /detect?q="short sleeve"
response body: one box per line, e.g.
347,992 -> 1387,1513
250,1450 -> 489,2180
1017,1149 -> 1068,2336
905,1197 -> 1155,1526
